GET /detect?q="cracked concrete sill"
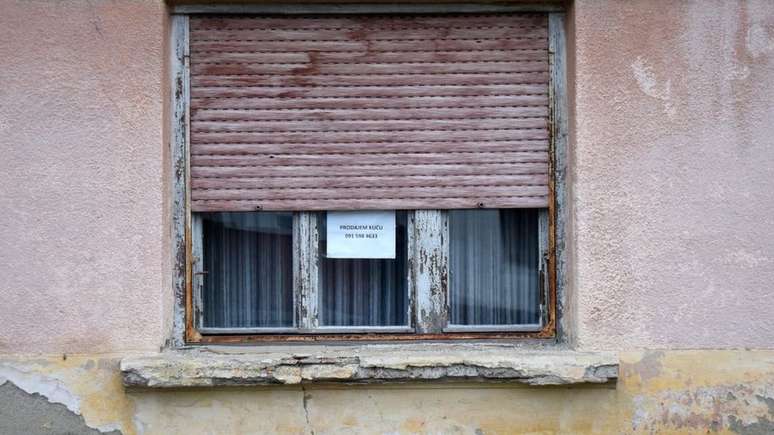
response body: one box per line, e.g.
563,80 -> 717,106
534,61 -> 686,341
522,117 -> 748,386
120,344 -> 619,388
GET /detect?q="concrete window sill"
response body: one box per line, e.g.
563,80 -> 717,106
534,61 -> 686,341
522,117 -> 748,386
120,344 -> 618,388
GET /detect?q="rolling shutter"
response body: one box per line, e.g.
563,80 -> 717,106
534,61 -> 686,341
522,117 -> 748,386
189,13 -> 550,211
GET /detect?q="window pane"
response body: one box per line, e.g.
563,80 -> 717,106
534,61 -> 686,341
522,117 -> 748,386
449,209 -> 540,325
319,211 -> 408,327
201,212 -> 293,328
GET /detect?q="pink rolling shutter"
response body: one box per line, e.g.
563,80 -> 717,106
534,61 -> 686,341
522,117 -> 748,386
189,13 -> 550,211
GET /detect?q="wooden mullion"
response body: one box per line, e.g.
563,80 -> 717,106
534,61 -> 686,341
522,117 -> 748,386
296,212 -> 320,330
172,14 -> 195,345
191,214 -> 204,330
411,210 -> 448,334
547,12 -> 566,340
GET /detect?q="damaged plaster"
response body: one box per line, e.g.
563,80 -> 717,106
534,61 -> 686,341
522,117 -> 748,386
120,347 -> 619,388
0,381 -> 120,435
620,351 -> 774,434
0,357 -> 134,435
2,348 -> 774,432
0,364 -> 81,416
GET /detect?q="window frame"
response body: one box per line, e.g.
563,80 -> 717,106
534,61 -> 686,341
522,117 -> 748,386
170,3 -> 567,345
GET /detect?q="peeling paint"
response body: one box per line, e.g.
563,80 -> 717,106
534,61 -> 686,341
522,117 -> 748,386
0,350 -> 771,434
120,348 -> 618,388
747,23 -> 774,57
0,382 -> 121,435
0,363 -> 81,416
631,56 -> 676,118
0,357 -> 136,435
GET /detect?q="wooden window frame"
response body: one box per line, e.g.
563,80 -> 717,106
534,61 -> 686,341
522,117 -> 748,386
169,3 -> 568,346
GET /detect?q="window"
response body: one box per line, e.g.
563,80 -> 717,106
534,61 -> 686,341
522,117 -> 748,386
174,8 -> 565,342
193,209 -> 549,335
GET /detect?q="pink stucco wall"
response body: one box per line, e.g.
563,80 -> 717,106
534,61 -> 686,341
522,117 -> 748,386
571,0 -> 774,349
0,0 -> 772,354
0,0 -> 167,353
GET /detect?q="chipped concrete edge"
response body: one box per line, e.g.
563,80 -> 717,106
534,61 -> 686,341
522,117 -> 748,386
120,347 -> 619,388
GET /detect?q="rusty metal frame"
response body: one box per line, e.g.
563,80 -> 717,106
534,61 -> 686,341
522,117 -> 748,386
171,6 -> 568,346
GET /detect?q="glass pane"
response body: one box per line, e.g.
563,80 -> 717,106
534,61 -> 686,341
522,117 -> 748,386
201,212 -> 294,328
319,211 -> 408,327
449,209 -> 540,325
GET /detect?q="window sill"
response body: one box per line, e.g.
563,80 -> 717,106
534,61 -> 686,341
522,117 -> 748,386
120,344 -> 618,388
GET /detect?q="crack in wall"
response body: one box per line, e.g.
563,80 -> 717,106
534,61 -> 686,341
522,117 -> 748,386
301,386 -> 316,435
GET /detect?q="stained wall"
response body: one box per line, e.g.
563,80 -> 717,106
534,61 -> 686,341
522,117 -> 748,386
0,0 -> 773,433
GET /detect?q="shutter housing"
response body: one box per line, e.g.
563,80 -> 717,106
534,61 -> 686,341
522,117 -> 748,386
189,13 -> 550,211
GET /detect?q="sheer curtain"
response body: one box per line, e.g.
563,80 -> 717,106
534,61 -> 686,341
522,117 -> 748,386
319,212 -> 408,327
449,209 -> 540,325
201,212 -> 294,328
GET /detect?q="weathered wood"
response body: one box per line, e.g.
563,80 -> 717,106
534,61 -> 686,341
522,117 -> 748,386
411,210 -> 448,333
192,174 -> 549,189
549,12 -> 568,341
295,212 -> 319,329
191,38 -> 548,53
191,95 -> 547,111
171,15 -> 190,346
190,117 -> 547,133
191,129 -> 549,144
189,14 -> 548,30
190,13 -> 551,211
191,84 -> 547,100
191,72 -> 549,88
191,60 -> 549,76
191,214 -> 204,330
192,50 -> 547,65
176,3 -> 564,15
192,185 -> 548,201
191,197 -> 549,212
191,162 -> 548,178
192,105 -> 549,121
190,151 -> 548,167
190,141 -> 548,155
191,27 -> 546,44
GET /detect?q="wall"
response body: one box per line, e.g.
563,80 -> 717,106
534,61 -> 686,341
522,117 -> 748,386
571,0 -> 774,351
0,0 -> 167,353
0,0 -> 773,434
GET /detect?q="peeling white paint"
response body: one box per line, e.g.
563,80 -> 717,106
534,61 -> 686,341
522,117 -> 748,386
0,362 -> 125,434
631,385 -> 774,431
722,249 -> 770,269
747,23 -> 774,57
0,363 -> 81,415
726,63 -> 751,81
631,56 -> 676,118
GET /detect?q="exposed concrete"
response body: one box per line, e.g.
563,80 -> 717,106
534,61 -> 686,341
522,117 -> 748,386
0,382 -> 121,435
120,346 -> 618,388
0,357 -> 136,435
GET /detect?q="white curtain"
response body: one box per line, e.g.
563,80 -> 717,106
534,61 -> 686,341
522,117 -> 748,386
449,209 -> 540,325
201,212 -> 294,328
319,212 -> 408,326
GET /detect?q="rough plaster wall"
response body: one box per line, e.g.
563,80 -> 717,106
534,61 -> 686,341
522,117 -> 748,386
5,352 -> 774,435
0,0 -> 167,353
572,0 -> 774,350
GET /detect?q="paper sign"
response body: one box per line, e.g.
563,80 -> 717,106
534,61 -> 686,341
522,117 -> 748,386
326,211 -> 396,259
